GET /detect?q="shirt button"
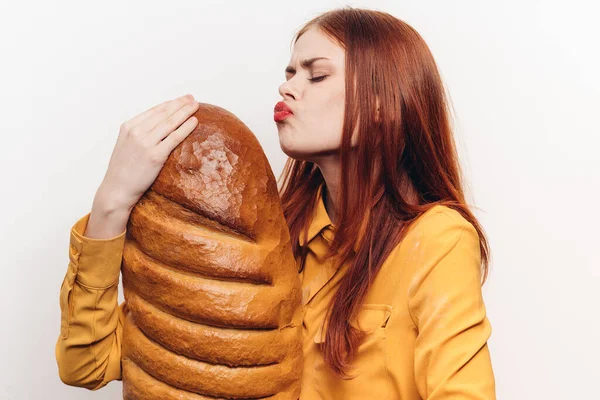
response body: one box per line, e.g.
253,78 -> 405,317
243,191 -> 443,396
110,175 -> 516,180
69,245 -> 80,259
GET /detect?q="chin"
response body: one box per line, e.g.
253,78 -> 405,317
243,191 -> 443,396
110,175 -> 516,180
278,143 -> 302,160
278,141 -> 311,161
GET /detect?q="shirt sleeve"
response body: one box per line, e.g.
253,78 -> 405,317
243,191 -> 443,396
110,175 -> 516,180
55,212 -> 127,391
407,212 -> 496,399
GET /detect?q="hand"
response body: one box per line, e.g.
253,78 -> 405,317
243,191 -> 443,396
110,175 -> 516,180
97,94 -> 200,213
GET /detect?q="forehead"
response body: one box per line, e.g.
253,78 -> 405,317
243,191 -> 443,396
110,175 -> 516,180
288,27 -> 345,66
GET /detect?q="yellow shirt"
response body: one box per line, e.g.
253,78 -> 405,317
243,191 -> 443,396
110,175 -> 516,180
56,183 -> 496,399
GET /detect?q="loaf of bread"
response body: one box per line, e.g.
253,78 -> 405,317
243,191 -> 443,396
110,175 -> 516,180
120,103 -> 303,399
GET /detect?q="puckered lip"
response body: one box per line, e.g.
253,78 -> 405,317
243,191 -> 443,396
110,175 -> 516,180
274,101 -> 293,114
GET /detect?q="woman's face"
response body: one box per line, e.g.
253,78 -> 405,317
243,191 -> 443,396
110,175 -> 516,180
276,27 -> 348,162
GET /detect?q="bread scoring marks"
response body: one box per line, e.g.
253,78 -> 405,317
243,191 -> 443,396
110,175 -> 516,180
145,189 -> 255,244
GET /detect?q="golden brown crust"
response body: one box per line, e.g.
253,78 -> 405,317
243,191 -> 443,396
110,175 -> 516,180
121,103 -> 303,398
123,358 -> 301,400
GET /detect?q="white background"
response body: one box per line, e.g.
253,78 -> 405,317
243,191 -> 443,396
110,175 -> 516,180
1,0 -> 598,398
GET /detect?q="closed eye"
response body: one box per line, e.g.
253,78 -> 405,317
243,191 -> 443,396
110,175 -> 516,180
308,75 -> 327,83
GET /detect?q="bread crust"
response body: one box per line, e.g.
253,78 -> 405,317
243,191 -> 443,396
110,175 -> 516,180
121,103 -> 303,399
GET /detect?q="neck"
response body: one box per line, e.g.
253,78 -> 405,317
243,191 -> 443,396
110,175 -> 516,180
313,157 -> 340,225
313,153 -> 419,226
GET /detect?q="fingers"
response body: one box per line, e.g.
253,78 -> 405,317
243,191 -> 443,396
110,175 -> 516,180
157,115 -> 199,156
149,100 -> 200,144
124,94 -> 195,133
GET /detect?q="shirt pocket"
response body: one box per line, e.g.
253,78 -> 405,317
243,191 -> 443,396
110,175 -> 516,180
313,303 -> 393,399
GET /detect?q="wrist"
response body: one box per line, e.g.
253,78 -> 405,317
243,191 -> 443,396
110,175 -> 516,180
85,194 -> 131,240
94,184 -> 135,216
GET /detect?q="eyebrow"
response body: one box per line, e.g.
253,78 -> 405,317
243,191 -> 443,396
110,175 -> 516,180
285,57 -> 330,74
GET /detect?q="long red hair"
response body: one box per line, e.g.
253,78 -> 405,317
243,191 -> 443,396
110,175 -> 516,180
277,6 -> 491,379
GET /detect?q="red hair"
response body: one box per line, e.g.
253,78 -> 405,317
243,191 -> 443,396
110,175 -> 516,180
277,6 -> 491,379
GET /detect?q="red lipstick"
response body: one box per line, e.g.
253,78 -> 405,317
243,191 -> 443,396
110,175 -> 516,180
274,101 -> 293,122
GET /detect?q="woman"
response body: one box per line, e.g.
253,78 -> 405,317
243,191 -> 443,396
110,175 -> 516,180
56,6 -> 496,399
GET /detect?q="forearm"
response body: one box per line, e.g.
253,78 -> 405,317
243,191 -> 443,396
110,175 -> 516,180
84,185 -> 133,239
55,213 -> 127,389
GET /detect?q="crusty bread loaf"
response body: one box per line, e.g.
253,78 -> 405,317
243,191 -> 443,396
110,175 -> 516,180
120,103 -> 303,399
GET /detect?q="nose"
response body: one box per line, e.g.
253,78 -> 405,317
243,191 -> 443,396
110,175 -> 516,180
278,79 -> 297,101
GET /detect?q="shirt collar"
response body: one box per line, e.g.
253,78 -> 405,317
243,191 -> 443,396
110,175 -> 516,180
298,182 -> 334,246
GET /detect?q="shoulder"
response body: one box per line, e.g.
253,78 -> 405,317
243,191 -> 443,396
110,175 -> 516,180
405,204 -> 479,244
371,205 -> 482,306
385,205 -> 481,270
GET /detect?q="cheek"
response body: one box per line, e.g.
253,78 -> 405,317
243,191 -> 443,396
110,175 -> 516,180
307,92 -> 345,144
276,88 -> 347,157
